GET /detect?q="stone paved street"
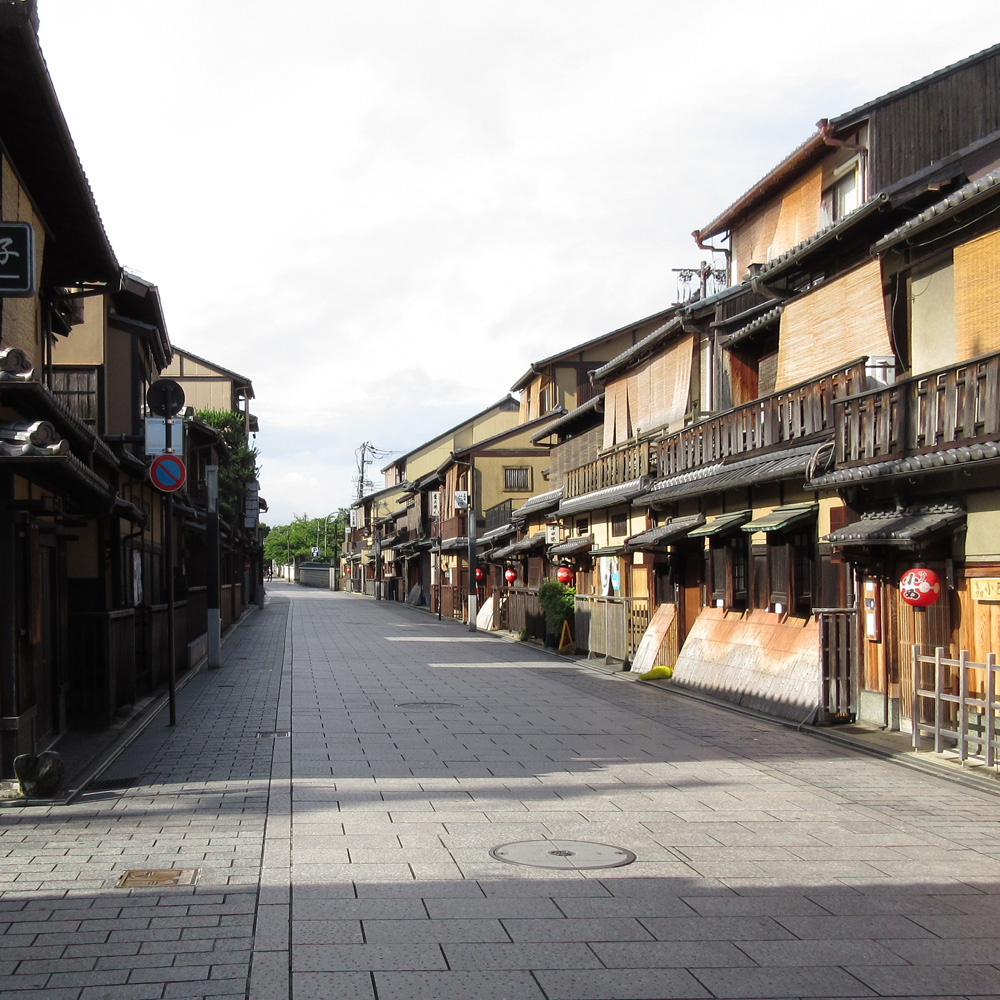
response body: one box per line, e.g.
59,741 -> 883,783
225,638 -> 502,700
3,584 -> 1000,999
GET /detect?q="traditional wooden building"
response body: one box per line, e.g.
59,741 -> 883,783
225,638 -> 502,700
0,2 -> 260,774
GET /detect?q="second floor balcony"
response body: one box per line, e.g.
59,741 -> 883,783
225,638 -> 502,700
563,440 -> 656,500
657,359 -> 868,478
811,349 -> 1000,486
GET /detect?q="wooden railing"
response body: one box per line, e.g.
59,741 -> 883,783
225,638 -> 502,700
573,595 -> 650,662
564,441 -> 655,500
834,351 -> 1000,468
913,646 -> 1000,767
658,360 -> 868,476
486,499 -> 514,533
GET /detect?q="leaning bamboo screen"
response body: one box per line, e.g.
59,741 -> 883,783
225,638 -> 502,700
955,229 -> 1000,360
775,260 -> 891,391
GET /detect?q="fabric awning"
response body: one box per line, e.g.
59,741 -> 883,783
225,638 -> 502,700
742,502 -> 818,533
548,533 -> 595,556
825,504 -> 965,548
626,514 -> 706,549
590,545 -> 625,557
688,510 -> 753,537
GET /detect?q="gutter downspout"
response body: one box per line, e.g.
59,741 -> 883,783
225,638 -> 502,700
818,117 -> 869,205
692,231 -> 732,287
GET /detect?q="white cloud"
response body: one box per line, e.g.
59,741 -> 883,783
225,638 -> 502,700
33,0 -> 1000,523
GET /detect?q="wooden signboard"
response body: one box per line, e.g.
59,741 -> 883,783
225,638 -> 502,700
970,578 -> 1000,602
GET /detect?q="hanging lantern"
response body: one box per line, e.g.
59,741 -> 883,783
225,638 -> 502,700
475,567 -> 484,581
556,565 -> 574,585
899,567 -> 942,608
504,567 -> 518,584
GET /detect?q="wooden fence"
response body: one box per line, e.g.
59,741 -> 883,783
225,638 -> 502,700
912,646 -> 1000,766
574,595 -> 650,663
497,587 -> 545,641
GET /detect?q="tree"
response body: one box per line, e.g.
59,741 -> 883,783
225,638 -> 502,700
262,511 -> 348,565
195,409 -> 260,525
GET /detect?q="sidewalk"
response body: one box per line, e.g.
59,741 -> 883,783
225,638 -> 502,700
1,584 -> 1000,1000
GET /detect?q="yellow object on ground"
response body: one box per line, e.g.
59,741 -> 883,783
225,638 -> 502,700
638,665 -> 673,681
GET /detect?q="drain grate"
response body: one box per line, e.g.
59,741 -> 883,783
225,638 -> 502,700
490,840 -> 636,870
256,730 -> 290,738
88,776 -> 138,791
116,868 -> 200,888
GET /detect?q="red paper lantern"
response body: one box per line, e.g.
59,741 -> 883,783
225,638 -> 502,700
556,566 -> 573,585
504,568 -> 518,584
475,567 -> 484,581
899,567 -> 942,607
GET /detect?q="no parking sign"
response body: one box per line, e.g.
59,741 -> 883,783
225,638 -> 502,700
149,453 -> 187,493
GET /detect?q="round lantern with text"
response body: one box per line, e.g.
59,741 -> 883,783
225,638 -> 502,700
899,567 -> 942,608
556,566 -> 574,585
504,568 -> 518,584
475,567 -> 484,581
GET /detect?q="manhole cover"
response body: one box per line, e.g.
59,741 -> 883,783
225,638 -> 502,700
489,840 -> 636,870
395,702 -> 460,710
116,868 -> 200,888
256,730 -> 290,738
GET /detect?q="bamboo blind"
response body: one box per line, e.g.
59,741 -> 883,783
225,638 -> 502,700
602,334 -> 693,448
735,200 -> 782,275
769,166 -> 823,264
955,228 -> 1000,359
775,260 -> 891,390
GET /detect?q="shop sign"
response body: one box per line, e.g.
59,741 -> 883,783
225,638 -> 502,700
970,578 -> 1000,602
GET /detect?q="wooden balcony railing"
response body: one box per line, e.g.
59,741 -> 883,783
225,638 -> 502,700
564,440 -> 656,500
658,360 -> 868,477
485,499 -> 514,533
833,351 -> 1000,468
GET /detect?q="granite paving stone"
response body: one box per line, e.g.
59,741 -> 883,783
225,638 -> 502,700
6,585 -> 1000,1000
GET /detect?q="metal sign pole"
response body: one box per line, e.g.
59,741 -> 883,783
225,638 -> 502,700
166,492 -> 177,726
206,466 -> 221,668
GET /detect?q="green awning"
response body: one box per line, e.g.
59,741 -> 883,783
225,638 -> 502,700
687,510 -> 752,537
742,502 -> 817,533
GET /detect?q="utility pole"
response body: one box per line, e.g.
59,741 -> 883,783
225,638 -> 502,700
206,466 -> 221,668
467,466 -> 477,632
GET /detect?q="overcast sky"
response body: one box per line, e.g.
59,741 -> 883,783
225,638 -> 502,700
34,1 -> 1000,525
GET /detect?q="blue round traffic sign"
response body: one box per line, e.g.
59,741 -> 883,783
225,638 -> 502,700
149,453 -> 187,493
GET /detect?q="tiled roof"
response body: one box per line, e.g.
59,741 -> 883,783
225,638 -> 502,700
873,166 -> 1000,251
590,317 -> 683,383
642,444 -> 817,506
808,441 -> 1000,488
557,476 -> 654,517
825,504 -> 965,547
625,514 -> 706,549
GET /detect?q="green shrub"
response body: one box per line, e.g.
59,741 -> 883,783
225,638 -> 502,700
537,580 -> 575,645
